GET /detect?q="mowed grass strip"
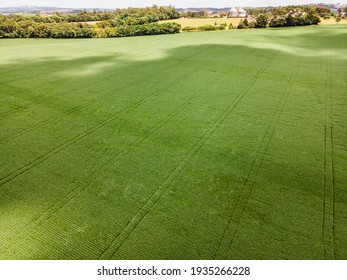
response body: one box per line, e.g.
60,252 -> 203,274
0,25 -> 346,259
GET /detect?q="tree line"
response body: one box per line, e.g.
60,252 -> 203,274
0,6 -> 181,38
238,6 -> 321,29
4,6 -> 180,23
269,11 -> 320,27
182,23 -> 227,32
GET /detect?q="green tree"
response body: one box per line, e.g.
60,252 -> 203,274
306,11 -> 321,25
285,13 -> 296,26
269,16 -> 286,27
254,14 -> 268,28
237,20 -> 245,29
243,18 -> 249,27
316,6 -> 332,17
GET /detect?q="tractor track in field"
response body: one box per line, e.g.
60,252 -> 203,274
330,51 -> 336,260
213,56 -> 301,259
1,70 -> 221,258
322,54 -> 327,259
97,51 -> 280,260
322,46 -> 335,260
0,64 -> 202,189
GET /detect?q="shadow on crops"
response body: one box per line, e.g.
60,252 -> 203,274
265,25 -> 347,51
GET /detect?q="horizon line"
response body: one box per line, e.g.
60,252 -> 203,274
0,3 -> 340,10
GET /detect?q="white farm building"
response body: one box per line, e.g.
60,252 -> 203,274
230,7 -> 238,17
229,7 -> 247,18
238,8 -> 246,17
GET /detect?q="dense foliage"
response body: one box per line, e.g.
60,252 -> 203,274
269,10 -> 320,27
181,24 -> 226,32
94,22 -> 181,38
4,6 -> 180,23
245,7 -> 271,16
180,10 -> 207,18
315,6 -> 334,18
240,5 -> 321,29
254,14 -> 269,28
0,6 -> 181,38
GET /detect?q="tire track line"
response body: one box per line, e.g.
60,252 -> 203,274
322,46 -> 335,259
322,62 -> 328,259
329,47 -> 336,260
98,51 -> 280,260
1,72 -> 220,256
214,56 -> 300,259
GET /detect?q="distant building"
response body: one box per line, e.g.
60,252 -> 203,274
230,7 -> 238,17
229,7 -> 247,18
210,13 -> 220,18
238,8 -> 247,17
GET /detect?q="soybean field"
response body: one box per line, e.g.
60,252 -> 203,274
0,25 -> 346,259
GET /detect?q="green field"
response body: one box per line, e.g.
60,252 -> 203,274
0,25 -> 346,260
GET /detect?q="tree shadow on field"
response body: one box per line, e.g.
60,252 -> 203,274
265,25 -> 347,51
216,26 -> 347,59
0,39 -> 345,260
0,54 -> 127,112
